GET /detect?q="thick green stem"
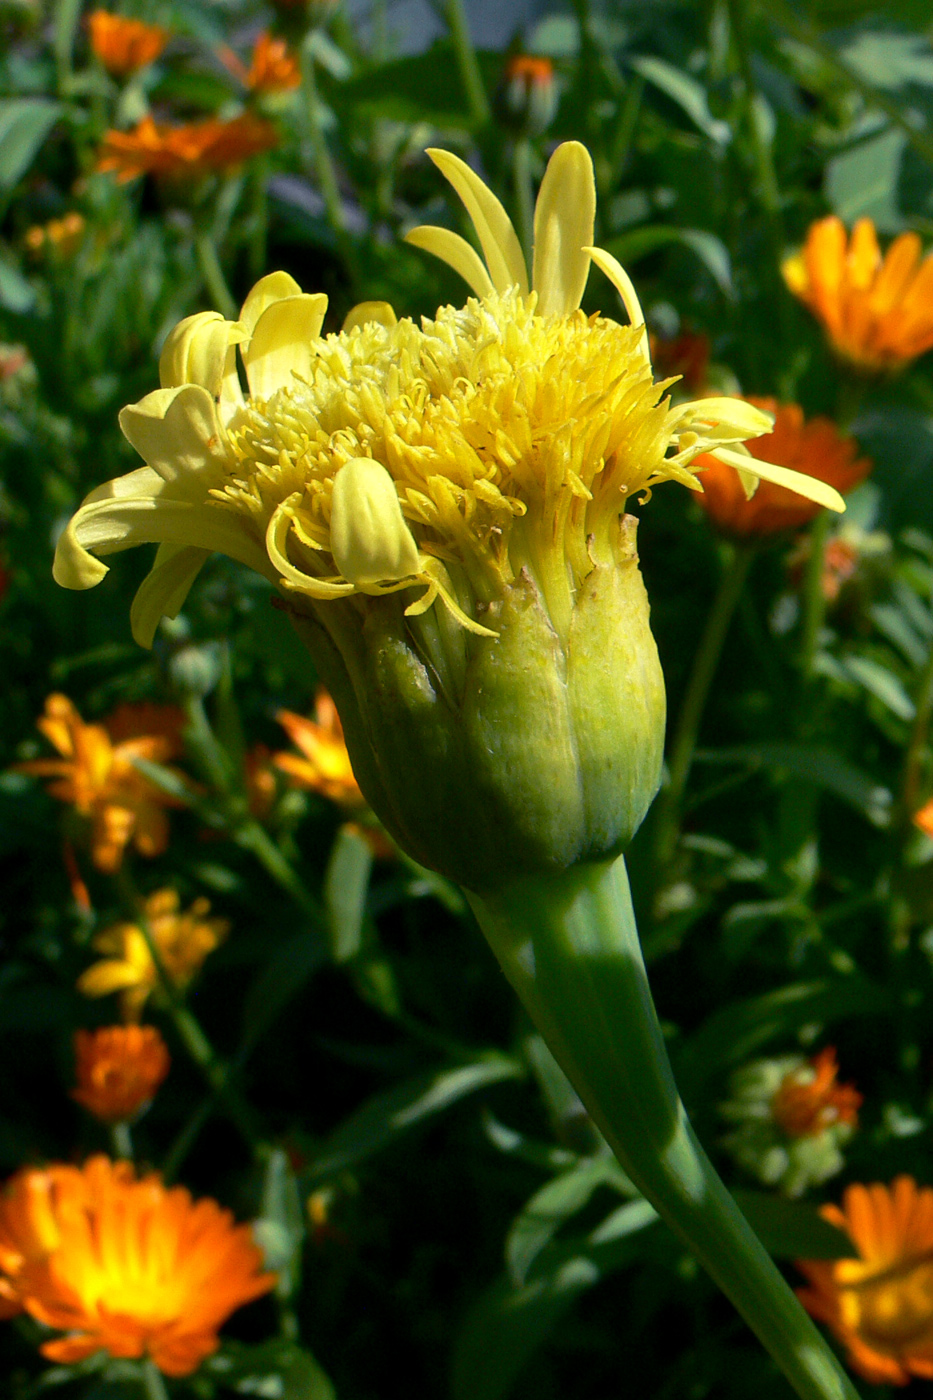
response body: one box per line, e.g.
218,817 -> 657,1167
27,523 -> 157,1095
468,857 -> 860,1400
799,510 -> 832,682
512,139 -> 535,267
443,0 -> 490,126
110,1119 -> 134,1159
140,1358 -> 171,1400
653,542 -> 755,865
194,230 -> 237,320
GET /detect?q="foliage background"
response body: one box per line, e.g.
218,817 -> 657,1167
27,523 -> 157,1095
3,0 -> 933,1396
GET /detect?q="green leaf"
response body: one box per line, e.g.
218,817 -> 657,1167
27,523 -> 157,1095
825,126 -> 906,233
506,1157 -> 629,1287
337,41 -> 500,127
605,225 -> 732,296
694,742 -> 892,826
0,254 -> 34,314
324,823 -> 373,963
208,1342 -> 336,1399
732,1191 -> 856,1260
240,927 -> 327,1053
253,1148 -> 305,1298
842,655 -> 916,721
840,31 -> 933,89
305,1055 -> 523,1184
630,56 -> 731,145
0,98 -> 61,191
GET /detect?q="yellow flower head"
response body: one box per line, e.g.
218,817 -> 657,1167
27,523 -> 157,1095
0,1155 -> 275,1376
78,889 -> 228,1020
53,143 -> 844,889
797,1176 -> 933,1385
782,215 -> 933,372
72,1024 -> 170,1123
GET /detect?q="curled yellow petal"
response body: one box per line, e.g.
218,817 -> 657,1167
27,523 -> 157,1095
239,270 -> 304,334
342,301 -> 398,333
158,311 -> 244,399
404,227 -> 495,299
118,385 -> 227,491
709,445 -> 846,512
426,148 -> 529,296
130,543 -> 211,648
532,141 -> 596,316
243,294 -> 328,400
330,457 -> 422,588
266,499 -> 356,597
585,245 -> 650,362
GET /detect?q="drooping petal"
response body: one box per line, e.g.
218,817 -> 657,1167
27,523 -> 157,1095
403,227 -> 494,298
341,301 -> 398,333
238,270 -> 304,335
242,294 -> 328,399
675,397 -> 775,442
425,148 -> 528,295
118,386 -> 227,492
129,544 -> 211,648
330,458 -> 422,587
266,500 -> 356,597
709,445 -> 845,512
532,141 -> 596,316
585,246 -> 650,361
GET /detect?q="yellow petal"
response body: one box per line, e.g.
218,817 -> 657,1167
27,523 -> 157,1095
266,499 -> 356,597
532,141 -> 596,316
341,301 -> 398,333
403,227 -> 494,298
584,246 -> 650,361
119,386 -> 227,492
77,960 -> 144,997
158,311 -> 244,398
676,397 -> 775,442
330,458 -> 422,587
239,271 -> 305,334
130,544 -> 211,648
709,445 -> 846,512
426,148 -> 529,296
242,294 -> 328,400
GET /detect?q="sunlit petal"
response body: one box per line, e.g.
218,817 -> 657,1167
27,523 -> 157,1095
242,294 -> 328,399
709,445 -> 845,512
425,148 -> 528,295
404,226 -> 494,298
585,246 -> 650,361
532,141 -> 596,316
129,544 -> 211,648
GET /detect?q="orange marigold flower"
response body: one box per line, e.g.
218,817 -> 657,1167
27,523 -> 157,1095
649,329 -> 711,396
87,10 -> 168,76
23,211 -> 85,259
14,694 -> 185,872
772,1047 -> 862,1139
97,113 -> 279,183
797,1176 -> 933,1385
500,54 -> 556,136
274,689 -> 364,810
0,1155 -> 275,1375
915,799 -> 933,837
783,216 -> 933,372
245,742 -> 278,819
78,889 -> 228,1021
693,398 -> 871,537
72,1025 -> 170,1122
227,32 -> 301,92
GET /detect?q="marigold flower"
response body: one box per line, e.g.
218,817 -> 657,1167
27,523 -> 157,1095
23,211 -> 85,259
72,1025 -> 170,1122
222,32 -> 301,93
649,329 -> 711,396
797,1176 -> 933,1384
0,1155 -> 275,1375
78,889 -> 228,1020
14,694 -> 185,872
720,1048 -> 861,1197
499,54 -> 557,136
97,113 -> 279,183
782,216 -> 933,372
274,689 -> 364,809
53,143 -> 845,887
693,399 -> 871,537
87,10 -> 168,76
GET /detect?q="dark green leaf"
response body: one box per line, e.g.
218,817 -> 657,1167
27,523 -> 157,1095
694,743 -> 892,826
0,98 -> 61,190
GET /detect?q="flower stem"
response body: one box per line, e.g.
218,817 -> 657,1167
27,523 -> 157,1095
442,0 -> 490,126
653,542 -> 755,866
140,1358 -> 171,1400
248,153 -> 270,283
468,856 -> 861,1400
900,636 -> 933,824
110,1119 -> 134,1159
194,230 -> 237,320
799,509 -> 832,682
512,138 -> 535,267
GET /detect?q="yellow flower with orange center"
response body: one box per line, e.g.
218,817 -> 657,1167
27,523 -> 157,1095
693,398 -> 871,537
783,216 -> 933,372
97,113 -> 279,184
72,1025 -> 170,1122
797,1177 -> 933,1385
274,688 -> 364,809
14,694 -> 186,872
87,10 -> 168,76
0,1155 -> 275,1375
78,889 -> 229,1020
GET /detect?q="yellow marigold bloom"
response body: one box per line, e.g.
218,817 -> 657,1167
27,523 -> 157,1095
23,211 -> 85,259
72,1025 -> 170,1122
694,398 -> 871,537
14,694 -> 185,872
0,1155 -> 275,1375
782,216 -> 933,372
87,10 -> 168,76
78,889 -> 228,1020
53,143 -> 844,887
274,688 -> 364,809
97,113 -> 279,183
797,1176 -> 933,1385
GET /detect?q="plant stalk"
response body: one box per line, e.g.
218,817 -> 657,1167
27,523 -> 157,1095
140,1358 -> 171,1400
194,230 -> 237,319
110,1119 -> 134,1159
443,0 -> 490,126
468,856 -> 860,1400
799,509 -> 832,682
